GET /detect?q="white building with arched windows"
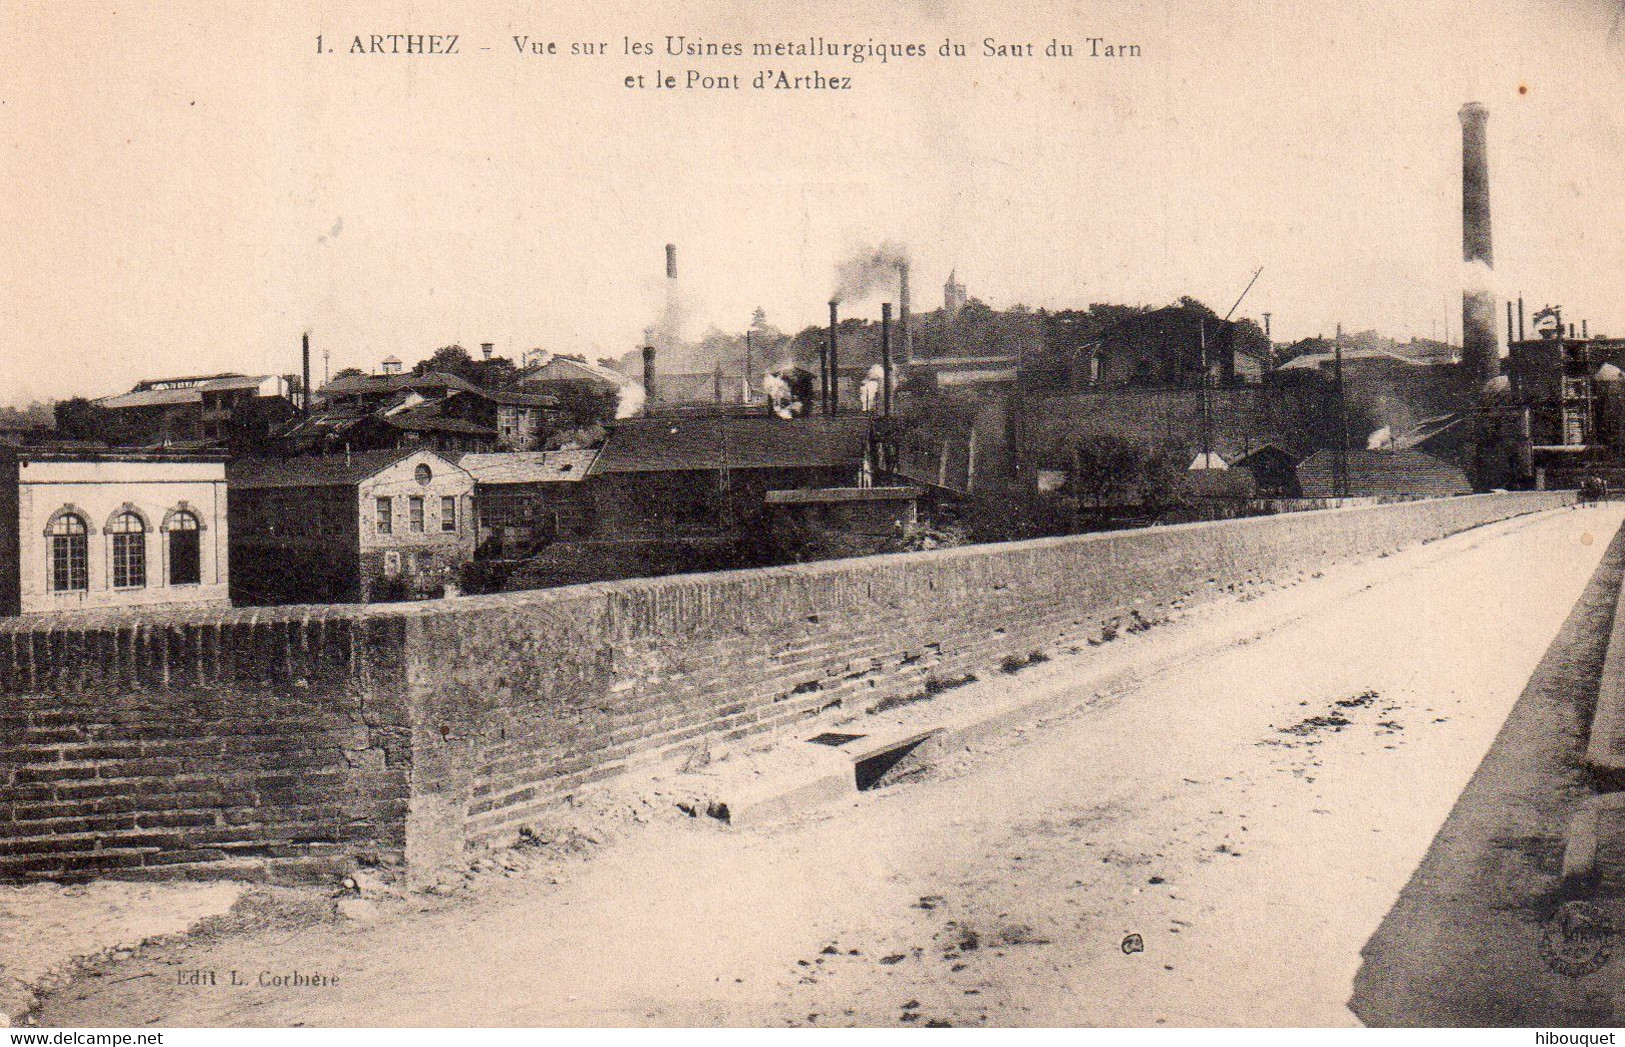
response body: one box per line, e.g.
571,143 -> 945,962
0,449 -> 229,615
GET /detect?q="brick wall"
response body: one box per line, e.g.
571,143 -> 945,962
0,492 -> 1573,883
399,490 -> 1573,870
0,610 -> 412,882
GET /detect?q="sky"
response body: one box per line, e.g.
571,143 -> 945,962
3,0 -> 1624,404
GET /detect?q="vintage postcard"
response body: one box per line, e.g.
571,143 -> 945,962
3,0 -> 1625,1033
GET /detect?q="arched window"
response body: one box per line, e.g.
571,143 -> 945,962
109,511 -> 146,589
48,513 -> 89,592
167,510 -> 201,585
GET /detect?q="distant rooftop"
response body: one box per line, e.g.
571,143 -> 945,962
458,449 -> 598,484
519,355 -> 635,389
1296,448 -> 1472,499
228,449 -> 461,489
590,415 -> 872,475
97,374 -> 285,411
5,446 -> 229,464
314,370 -> 484,400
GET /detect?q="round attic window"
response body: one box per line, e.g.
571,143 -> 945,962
415,463 -> 433,485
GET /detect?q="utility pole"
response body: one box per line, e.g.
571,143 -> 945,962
1199,320 -> 1213,467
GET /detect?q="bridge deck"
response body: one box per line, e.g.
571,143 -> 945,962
34,503 -> 1625,1028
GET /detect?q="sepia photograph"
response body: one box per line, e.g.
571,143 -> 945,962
3,0 -> 1625,1034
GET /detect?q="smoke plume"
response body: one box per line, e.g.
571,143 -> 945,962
1461,259 -> 1498,297
832,241 -> 910,304
616,381 -> 646,419
762,372 -> 797,419
859,364 -> 884,412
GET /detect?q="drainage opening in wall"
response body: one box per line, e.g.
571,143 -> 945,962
808,732 -> 866,747
855,736 -> 933,792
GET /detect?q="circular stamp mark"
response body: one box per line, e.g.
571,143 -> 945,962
1540,901 -> 1615,978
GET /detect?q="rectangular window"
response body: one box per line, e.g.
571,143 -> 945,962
50,535 -> 88,592
376,496 -> 392,534
112,533 -> 146,589
409,496 -> 424,533
441,495 -> 457,532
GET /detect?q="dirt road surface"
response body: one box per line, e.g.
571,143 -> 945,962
37,503 -> 1624,1028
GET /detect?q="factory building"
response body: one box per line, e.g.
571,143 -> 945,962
0,449 -> 230,616
228,448 -> 475,605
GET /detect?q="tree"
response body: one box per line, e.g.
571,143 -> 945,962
1232,317 -> 1273,367
412,344 -> 520,390
53,397 -> 114,441
1068,434 -> 1142,508
0,401 -> 53,431
471,356 -> 520,390
1176,296 -> 1219,318
414,345 -> 477,381
549,379 -> 618,428
331,367 -> 366,381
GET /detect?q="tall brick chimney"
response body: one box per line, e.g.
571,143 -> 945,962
1460,102 -> 1499,387
642,345 -> 657,405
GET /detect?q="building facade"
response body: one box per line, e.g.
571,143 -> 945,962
460,450 -> 597,556
229,448 -> 475,605
586,415 -> 875,539
95,373 -> 299,446
0,450 -> 229,615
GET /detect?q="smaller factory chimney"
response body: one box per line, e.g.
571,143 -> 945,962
480,342 -> 494,361
827,300 -> 841,416
880,302 -> 894,418
817,342 -> 829,416
1507,302 -> 1515,346
898,261 -> 913,364
666,244 -> 677,280
743,331 -> 754,403
1518,297 -> 1526,342
301,332 -> 312,415
642,345 -> 657,405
